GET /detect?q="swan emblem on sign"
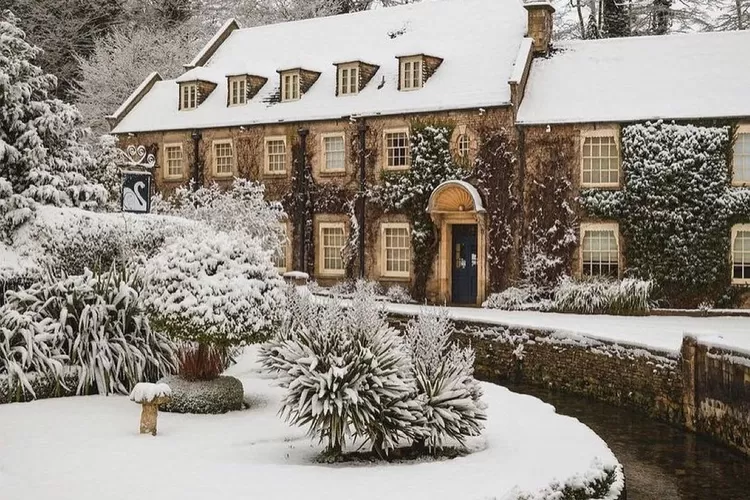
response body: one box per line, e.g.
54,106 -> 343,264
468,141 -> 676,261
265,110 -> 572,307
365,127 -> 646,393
122,181 -> 148,212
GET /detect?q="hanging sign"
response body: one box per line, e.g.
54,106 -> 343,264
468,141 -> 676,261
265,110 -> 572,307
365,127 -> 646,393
121,171 -> 152,214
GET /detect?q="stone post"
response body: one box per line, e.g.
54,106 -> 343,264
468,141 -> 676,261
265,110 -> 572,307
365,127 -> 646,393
680,335 -> 698,431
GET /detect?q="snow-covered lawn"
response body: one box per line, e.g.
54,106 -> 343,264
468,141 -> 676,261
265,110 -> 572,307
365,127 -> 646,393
0,348 -> 621,500
384,303 -> 750,356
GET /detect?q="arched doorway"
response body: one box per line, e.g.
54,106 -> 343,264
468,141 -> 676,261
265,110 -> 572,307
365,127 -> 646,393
427,180 -> 487,305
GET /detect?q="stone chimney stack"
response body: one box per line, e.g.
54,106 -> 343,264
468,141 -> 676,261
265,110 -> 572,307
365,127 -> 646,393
524,1 -> 555,56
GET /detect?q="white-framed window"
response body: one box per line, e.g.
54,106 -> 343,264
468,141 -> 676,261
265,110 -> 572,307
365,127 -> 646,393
457,134 -> 470,159
732,224 -> 750,285
318,222 -> 347,276
282,71 -> 300,102
383,129 -> 410,170
212,139 -> 234,177
381,223 -> 411,278
265,136 -> 287,175
580,223 -> 620,278
321,133 -> 346,173
400,56 -> 423,90
733,127 -> 750,185
581,130 -> 620,187
274,223 -> 290,273
181,83 -> 197,110
229,76 -> 247,106
338,64 -> 359,96
163,143 -> 183,179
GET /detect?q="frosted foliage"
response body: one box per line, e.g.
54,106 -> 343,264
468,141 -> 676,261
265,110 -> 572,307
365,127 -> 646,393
260,283 -> 423,457
0,13 -> 107,209
552,276 -> 653,315
142,230 -> 286,347
152,179 -> 285,249
484,286 -> 535,311
403,310 -> 486,451
0,178 -> 35,240
0,267 -> 177,399
385,284 -> 412,304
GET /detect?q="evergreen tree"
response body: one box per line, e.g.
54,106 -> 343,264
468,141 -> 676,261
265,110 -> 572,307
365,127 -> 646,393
585,12 -> 601,39
602,0 -> 630,37
0,11 -> 106,208
650,0 -> 673,35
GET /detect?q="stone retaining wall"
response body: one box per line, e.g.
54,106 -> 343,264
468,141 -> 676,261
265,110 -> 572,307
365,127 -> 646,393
390,313 -> 750,457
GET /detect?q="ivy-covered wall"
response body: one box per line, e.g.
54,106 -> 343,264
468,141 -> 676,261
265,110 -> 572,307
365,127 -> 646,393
581,121 -> 750,307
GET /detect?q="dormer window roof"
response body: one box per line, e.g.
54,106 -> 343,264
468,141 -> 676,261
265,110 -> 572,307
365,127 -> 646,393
276,68 -> 321,103
225,74 -> 268,106
397,54 -> 443,91
334,60 -> 380,97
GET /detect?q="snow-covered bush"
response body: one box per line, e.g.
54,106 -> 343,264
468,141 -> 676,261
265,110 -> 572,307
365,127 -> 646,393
143,230 -> 286,349
386,284 -> 412,304
403,310 -> 486,451
551,276 -> 653,315
484,286 -> 536,311
260,283 -> 423,457
0,12 -> 107,209
0,266 -> 177,399
0,178 -> 35,240
153,179 -> 285,244
581,121 -> 750,306
13,205 -> 200,276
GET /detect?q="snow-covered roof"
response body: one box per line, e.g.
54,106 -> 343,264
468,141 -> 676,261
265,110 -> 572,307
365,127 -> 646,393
517,29 -> 750,125
112,0 -> 527,134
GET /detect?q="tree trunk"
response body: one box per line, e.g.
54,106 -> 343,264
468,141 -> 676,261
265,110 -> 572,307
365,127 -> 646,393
737,0 -> 745,30
575,1 -> 586,39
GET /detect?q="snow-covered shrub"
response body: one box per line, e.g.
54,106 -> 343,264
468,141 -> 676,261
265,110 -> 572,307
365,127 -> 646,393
580,121 -> 750,306
143,230 -> 286,349
0,12 -> 107,209
152,179 -> 285,245
260,283 -> 423,457
0,266 -> 177,399
551,276 -> 653,315
0,178 -> 35,240
403,310 -> 486,451
484,287 -> 534,311
386,284 -> 412,304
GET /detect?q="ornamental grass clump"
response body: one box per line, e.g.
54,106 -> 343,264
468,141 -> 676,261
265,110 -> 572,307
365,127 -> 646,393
551,276 -> 653,315
0,265 -> 177,399
261,282 -> 486,459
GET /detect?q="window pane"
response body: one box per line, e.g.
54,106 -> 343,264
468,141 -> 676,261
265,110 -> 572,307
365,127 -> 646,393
266,140 -> 287,173
734,134 -> 750,183
214,142 -> 233,175
165,146 -> 183,177
582,228 -> 619,278
324,136 -> 345,171
322,226 -> 346,272
384,226 -> 411,275
733,230 -> 750,280
386,132 -> 409,168
582,136 -> 619,186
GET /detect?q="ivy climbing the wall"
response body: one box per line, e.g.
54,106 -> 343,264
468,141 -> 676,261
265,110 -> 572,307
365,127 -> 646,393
580,121 -> 750,307
371,121 -> 466,300
473,123 -> 519,293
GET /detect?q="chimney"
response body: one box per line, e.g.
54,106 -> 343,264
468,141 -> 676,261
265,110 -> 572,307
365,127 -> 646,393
524,1 -> 555,56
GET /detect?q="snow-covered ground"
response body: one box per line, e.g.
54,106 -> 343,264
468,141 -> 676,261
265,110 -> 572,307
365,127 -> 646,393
0,348 -> 621,500
384,303 -> 750,356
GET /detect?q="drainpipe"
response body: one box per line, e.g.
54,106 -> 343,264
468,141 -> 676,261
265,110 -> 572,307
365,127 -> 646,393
357,119 -> 368,279
190,130 -> 202,190
516,124 -> 527,284
297,128 -> 309,273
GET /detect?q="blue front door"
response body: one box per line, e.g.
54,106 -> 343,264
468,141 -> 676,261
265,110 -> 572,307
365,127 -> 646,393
451,224 -> 478,304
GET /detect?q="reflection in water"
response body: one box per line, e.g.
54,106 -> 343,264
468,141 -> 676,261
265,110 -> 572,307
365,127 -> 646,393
504,384 -> 750,500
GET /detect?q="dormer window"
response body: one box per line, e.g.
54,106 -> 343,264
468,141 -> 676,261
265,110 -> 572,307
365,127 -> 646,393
338,63 -> 359,96
282,71 -> 300,102
228,76 -> 247,106
181,83 -> 197,110
400,56 -> 423,91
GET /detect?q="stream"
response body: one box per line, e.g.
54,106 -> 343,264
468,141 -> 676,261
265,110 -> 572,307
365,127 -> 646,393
505,384 -> 750,500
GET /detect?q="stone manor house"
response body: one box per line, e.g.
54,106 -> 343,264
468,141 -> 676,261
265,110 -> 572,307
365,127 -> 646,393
110,0 -> 750,307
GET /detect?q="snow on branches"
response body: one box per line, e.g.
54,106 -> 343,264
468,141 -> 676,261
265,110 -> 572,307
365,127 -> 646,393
0,12 -> 106,209
142,230 -> 286,348
580,121 -> 750,307
260,282 -> 485,459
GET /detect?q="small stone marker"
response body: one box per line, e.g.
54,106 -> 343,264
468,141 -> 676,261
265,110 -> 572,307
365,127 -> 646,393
129,383 -> 172,436
283,271 -> 310,287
